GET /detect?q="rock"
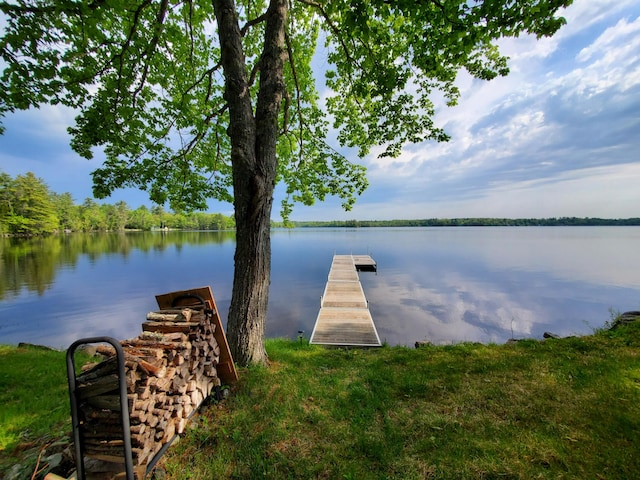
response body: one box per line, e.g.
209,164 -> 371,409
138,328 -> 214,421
4,463 -> 29,480
17,342 -> 56,350
6,437 -> 76,480
151,466 -> 167,479
43,452 -> 64,471
610,311 -> 640,330
220,386 -> 231,399
76,344 -> 98,356
543,332 -> 561,339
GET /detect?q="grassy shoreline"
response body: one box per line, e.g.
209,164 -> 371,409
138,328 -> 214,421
160,322 -> 640,479
2,319 -> 639,479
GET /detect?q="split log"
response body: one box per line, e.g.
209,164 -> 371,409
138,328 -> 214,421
146,309 -> 194,322
142,321 -> 201,334
76,374 -> 119,399
96,345 -> 117,356
86,393 -> 136,411
137,359 -> 166,377
121,338 -> 192,350
124,346 -> 165,359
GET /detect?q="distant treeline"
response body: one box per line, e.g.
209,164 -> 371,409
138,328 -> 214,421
5,171 -> 638,236
280,217 -> 640,228
1,171 -> 235,235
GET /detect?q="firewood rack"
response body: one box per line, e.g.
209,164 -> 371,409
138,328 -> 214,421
67,336 -> 135,480
65,287 -> 238,479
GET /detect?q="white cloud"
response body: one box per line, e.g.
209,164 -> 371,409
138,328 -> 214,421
577,16 -> 640,62
368,268 -> 544,345
563,0 -> 639,35
8,104 -> 77,140
570,17 -> 640,98
335,161 -> 640,221
337,0 -> 639,221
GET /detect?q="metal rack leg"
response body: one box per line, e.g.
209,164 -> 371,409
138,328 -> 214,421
66,337 -> 134,480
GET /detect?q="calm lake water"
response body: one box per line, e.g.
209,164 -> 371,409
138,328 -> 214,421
1,227 -> 639,349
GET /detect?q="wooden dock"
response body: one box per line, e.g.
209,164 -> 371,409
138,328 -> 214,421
309,255 -> 381,347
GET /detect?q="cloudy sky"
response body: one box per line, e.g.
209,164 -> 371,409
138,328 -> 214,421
1,0 -> 639,222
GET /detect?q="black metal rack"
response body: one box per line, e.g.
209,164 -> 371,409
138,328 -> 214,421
66,336 -> 134,480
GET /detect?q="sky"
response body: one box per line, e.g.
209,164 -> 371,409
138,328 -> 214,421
1,0 -> 639,222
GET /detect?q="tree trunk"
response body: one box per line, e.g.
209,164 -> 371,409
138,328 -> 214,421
213,0 -> 288,365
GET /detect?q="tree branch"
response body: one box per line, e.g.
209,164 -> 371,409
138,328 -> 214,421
101,1 -> 152,109
240,13 -> 267,37
295,0 -> 359,69
282,31 -> 304,159
248,60 -> 260,87
133,0 -> 169,106
186,0 -> 196,63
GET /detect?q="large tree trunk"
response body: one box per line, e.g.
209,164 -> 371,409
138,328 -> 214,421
214,0 -> 287,365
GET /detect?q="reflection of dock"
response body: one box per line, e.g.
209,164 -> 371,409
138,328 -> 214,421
309,255 -> 381,347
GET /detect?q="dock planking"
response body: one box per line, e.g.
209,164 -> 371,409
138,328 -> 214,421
309,255 -> 381,347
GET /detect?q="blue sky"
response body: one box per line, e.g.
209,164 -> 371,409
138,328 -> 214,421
1,0 -> 639,221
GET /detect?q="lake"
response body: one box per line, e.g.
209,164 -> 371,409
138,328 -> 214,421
1,227 -> 639,349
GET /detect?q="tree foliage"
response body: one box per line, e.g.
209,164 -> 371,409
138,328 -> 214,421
320,0 -> 569,158
0,0 -> 572,364
0,0 -> 365,215
0,170 -> 235,234
0,171 -> 58,235
1,0 -> 571,215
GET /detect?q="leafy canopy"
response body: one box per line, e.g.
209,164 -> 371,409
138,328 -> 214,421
0,0 -> 571,216
0,171 -> 58,234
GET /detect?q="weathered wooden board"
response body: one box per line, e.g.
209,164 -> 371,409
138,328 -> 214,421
328,268 -> 360,281
155,286 -> 238,384
352,255 -> 377,271
311,308 -> 381,346
321,281 -> 367,308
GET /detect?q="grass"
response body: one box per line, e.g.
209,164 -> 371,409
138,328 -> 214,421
162,322 -> 640,479
1,321 -> 639,479
0,344 -> 93,473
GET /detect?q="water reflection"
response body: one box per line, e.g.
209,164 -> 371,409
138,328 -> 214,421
358,227 -> 640,345
0,231 -> 235,300
0,231 -> 236,348
0,227 -> 638,349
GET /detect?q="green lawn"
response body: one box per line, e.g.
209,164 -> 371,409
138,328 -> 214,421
0,344 -> 96,477
2,320 -> 639,479
0,345 -> 72,453
163,321 -> 640,479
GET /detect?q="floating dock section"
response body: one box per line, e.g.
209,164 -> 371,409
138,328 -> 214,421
309,255 -> 381,347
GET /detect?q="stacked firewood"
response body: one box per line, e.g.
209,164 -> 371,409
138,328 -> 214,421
74,308 -> 221,477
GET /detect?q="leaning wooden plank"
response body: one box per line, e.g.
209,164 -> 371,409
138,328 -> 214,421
156,286 -> 238,384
